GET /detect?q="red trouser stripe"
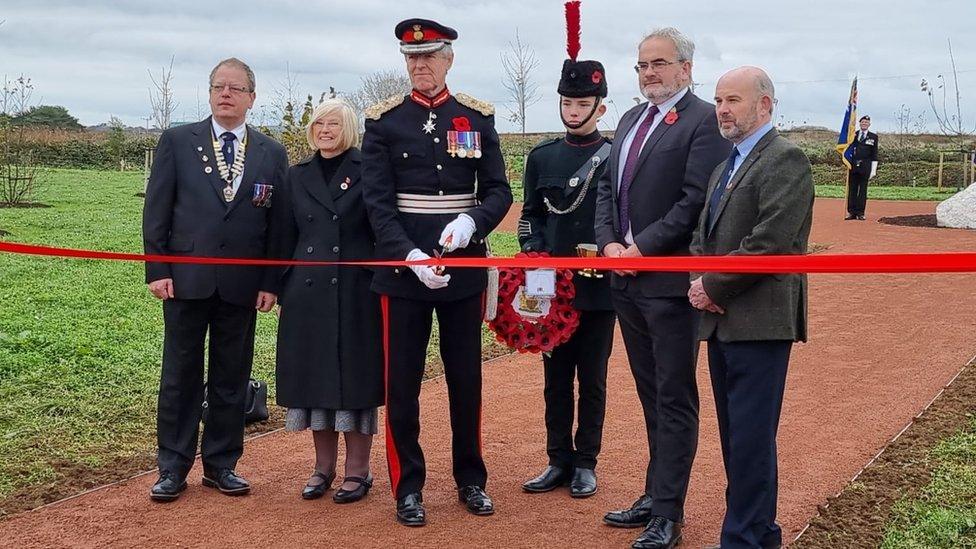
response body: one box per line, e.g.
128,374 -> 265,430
381,295 -> 401,498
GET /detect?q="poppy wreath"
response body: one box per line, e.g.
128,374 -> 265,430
487,251 -> 580,353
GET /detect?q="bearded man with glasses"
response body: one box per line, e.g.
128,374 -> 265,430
594,27 -> 730,549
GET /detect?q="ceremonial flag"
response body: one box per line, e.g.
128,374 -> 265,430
836,77 -> 858,169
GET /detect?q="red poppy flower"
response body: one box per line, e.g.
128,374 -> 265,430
591,71 -> 603,84
453,116 -> 471,131
664,108 -> 679,125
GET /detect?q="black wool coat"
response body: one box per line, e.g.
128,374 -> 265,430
274,148 -> 384,410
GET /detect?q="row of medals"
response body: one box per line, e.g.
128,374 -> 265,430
423,112 -> 483,159
200,132 -> 247,202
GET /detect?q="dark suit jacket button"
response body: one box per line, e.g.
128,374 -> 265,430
307,214 -> 314,222
305,278 -> 313,286
306,246 -> 314,254
332,215 -> 339,221
219,244 -> 226,250
332,246 -> 340,253
330,278 -> 338,285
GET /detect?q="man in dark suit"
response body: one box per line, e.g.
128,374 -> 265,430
689,66 -> 814,549
361,19 -> 512,527
594,27 -> 730,549
142,57 -> 289,502
846,115 -> 879,220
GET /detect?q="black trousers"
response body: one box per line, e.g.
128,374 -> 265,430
847,170 -> 869,216
542,310 -> 615,470
707,338 -> 791,549
381,294 -> 487,500
612,289 -> 700,523
157,293 -> 256,477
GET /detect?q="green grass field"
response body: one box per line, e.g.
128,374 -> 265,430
814,184 -> 961,201
881,416 -> 976,548
0,168 -> 518,511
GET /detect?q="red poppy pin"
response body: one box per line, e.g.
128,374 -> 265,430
453,116 -> 471,131
664,107 -> 679,125
591,70 -> 603,84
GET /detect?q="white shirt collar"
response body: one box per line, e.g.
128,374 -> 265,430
649,86 -> 689,114
211,118 -> 246,141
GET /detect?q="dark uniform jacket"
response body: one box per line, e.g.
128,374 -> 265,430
361,90 -> 513,302
849,130 -> 879,176
690,129 -> 814,343
519,131 -> 613,311
143,117 -> 289,308
275,148 -> 383,410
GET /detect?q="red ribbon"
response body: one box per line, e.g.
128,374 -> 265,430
2,241 -> 976,274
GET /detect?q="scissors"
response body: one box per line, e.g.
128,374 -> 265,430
431,235 -> 452,276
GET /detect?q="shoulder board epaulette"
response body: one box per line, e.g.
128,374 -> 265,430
531,136 -> 562,152
454,92 -> 494,116
364,94 -> 406,121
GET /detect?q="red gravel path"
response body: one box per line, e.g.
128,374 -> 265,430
2,198 -> 975,548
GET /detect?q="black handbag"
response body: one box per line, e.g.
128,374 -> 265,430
202,378 -> 270,425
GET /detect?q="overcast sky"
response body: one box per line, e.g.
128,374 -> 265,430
2,0 -> 974,134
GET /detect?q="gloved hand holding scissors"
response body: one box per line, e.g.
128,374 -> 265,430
438,213 -> 476,253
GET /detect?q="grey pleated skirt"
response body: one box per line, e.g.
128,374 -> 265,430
285,407 -> 378,435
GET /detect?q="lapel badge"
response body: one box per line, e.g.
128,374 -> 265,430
569,176 -> 580,188
205,166 -> 213,174
664,107 -> 679,125
340,177 -> 351,191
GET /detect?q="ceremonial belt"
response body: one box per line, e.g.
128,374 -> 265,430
396,192 -> 478,214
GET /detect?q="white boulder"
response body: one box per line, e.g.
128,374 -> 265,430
936,183 -> 976,229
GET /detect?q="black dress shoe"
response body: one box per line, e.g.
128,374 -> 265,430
522,465 -> 571,493
570,467 -> 597,498
458,485 -> 494,516
845,214 -> 856,220
333,473 -> 372,504
604,494 -> 654,528
301,470 -> 335,500
201,469 -> 251,496
857,215 -> 866,220
632,516 -> 682,549
396,492 -> 426,527
149,471 -> 187,502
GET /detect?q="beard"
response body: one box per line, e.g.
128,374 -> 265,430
719,109 -> 760,141
641,80 -> 683,104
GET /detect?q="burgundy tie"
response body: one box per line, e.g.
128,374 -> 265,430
618,105 -> 659,238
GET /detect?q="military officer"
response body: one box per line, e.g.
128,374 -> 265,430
517,36 -> 615,498
846,115 -> 879,220
360,18 -> 513,527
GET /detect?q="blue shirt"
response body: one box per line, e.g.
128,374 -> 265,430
729,121 -> 774,179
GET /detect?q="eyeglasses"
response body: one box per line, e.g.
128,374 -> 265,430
634,60 -> 681,73
209,83 -> 252,94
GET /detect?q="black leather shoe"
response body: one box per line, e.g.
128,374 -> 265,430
396,492 -> 426,527
522,465 -> 571,493
857,215 -> 866,220
458,485 -> 494,516
569,467 -> 597,498
149,471 -> 187,502
632,516 -> 682,549
301,470 -> 335,500
845,214 -> 856,220
604,494 -> 654,528
333,473 -> 372,504
201,469 -> 251,496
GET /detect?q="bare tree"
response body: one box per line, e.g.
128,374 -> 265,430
500,29 -> 541,136
2,74 -> 35,116
148,56 -> 178,130
920,38 -> 973,142
345,69 -> 411,126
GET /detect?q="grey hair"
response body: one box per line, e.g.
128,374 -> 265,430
640,27 -> 695,62
210,58 -> 256,92
754,70 -> 776,114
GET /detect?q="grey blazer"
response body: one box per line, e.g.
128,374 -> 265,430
690,128 -> 814,342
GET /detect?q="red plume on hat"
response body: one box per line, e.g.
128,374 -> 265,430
565,1 -> 581,61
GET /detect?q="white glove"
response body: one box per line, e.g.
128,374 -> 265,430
406,248 -> 450,289
870,161 -> 878,179
438,213 -> 476,253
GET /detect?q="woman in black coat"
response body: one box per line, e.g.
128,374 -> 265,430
276,98 -> 383,503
